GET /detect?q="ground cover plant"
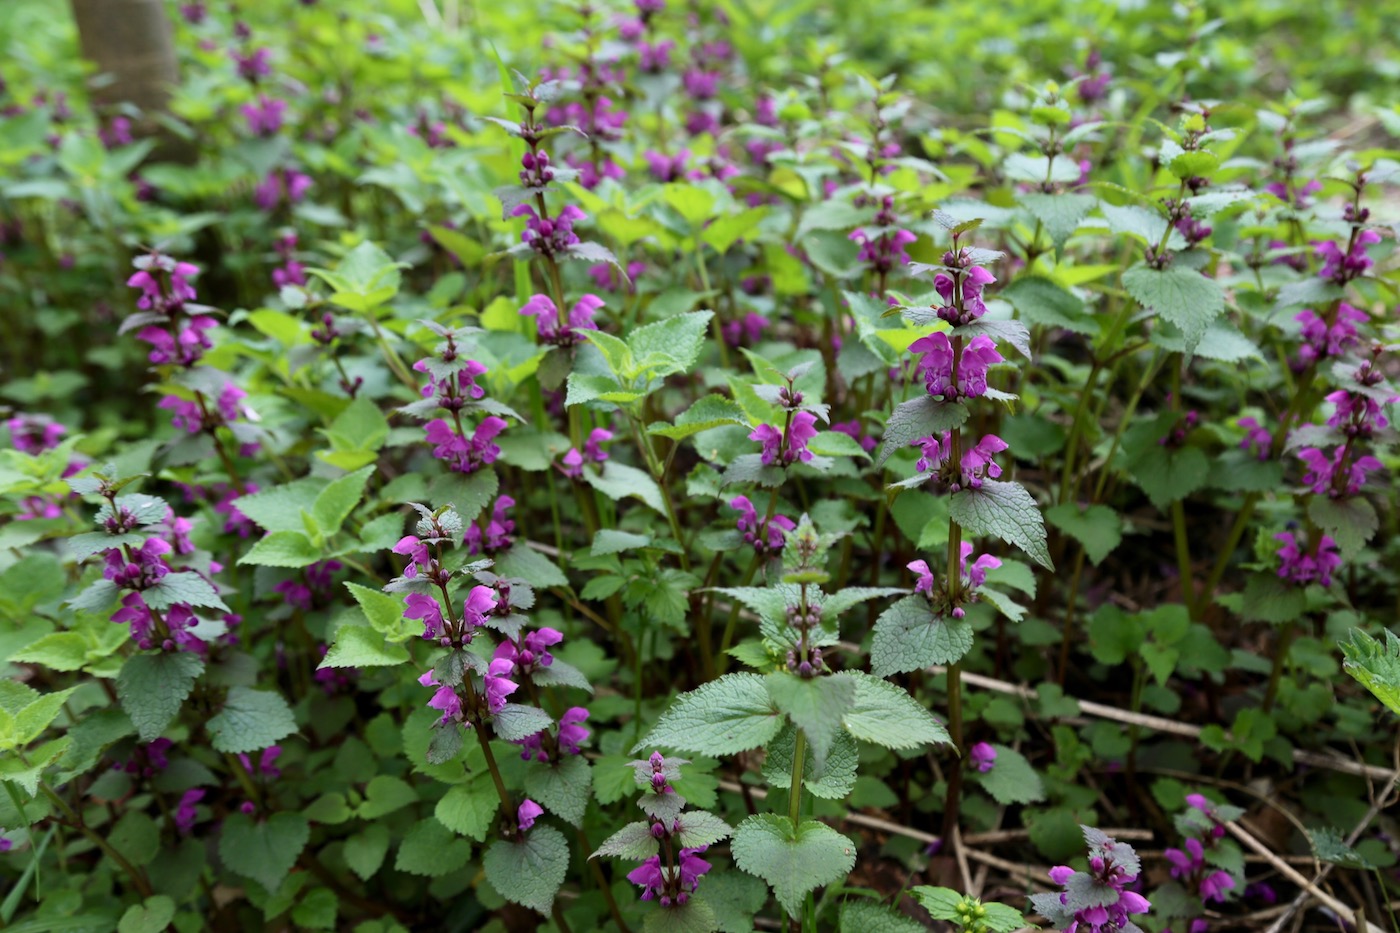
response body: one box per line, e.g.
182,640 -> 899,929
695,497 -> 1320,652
1,0 -> 1399,930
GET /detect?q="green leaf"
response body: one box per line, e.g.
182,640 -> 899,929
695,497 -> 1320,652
948,480 -> 1053,570
110,811 -> 160,867
320,626 -> 410,668
1121,263 -> 1226,355
310,466 -> 375,536
118,896 -> 176,933
871,595 -> 974,676
877,397 -> 968,467
13,688 -> 76,746
591,529 -> 653,556
585,330 -> 636,379
435,779 -> 502,841
703,206 -> 770,254
1309,827 -> 1375,869
1308,495 -> 1378,559
316,397 -> 389,469
428,469 -> 499,523
842,672 -> 951,749
344,581 -> 409,638
637,673 -> 781,756
207,687 -> 297,754
583,461 -> 667,515
629,311 -> 715,378
142,571 -> 228,612
975,745 -> 1046,804
495,543 -> 568,589
1233,573 -> 1305,625
1128,446 -> 1208,511
761,725 -> 858,800
1044,503 -> 1122,565
805,431 -> 871,459
395,817 -> 473,876
765,672 -> 856,768
492,702 -> 554,741
483,824 -> 570,914
649,395 -> 751,440
643,900 -> 719,933
218,812 -> 309,893
291,888 -> 339,930
731,814 -> 856,918
1021,193 -> 1096,253
1002,276 -> 1096,334
230,478 -> 328,533
117,653 -> 204,742
592,821 -> 660,860
316,240 -> 405,310
1342,628 -> 1400,718
839,900 -> 925,933
358,775 -> 420,819
343,824 -> 390,881
674,810 -> 732,849
524,754 -> 592,827
239,530 -> 321,568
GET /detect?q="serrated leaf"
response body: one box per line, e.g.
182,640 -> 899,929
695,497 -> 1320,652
494,544 -> 568,589
207,687 -> 297,754
1044,503 -> 1122,565
839,900 -> 925,933
649,395 -> 751,440
731,814 -> 856,918
1128,445 -> 1208,511
492,703 -> 554,742
583,461 -> 667,515
1001,276 -> 1095,334
525,755 -> 592,827
871,595 -> 974,676
395,816 -> 473,877
483,825 -> 570,914
310,466 -> 375,536
637,673 -> 781,756
142,571 -> 228,612
842,672 -> 951,749
238,531 -> 321,568
219,812 -> 309,893
320,626 -> 410,668
948,480 -> 1053,570
344,825 -> 390,882
1021,192 -> 1096,253
876,397 -> 969,467
435,779 -> 500,841
953,318 -> 1032,360
1342,628 -> 1400,718
117,653 -> 203,741
593,821 -> 660,860
1309,827 -> 1375,869
1308,495 -> 1377,559
358,775 -> 419,819
975,744 -> 1046,804
761,725 -> 858,799
765,672 -> 855,768
230,478 -> 329,533
119,896 -> 176,933
1121,263 -> 1226,355
629,311 -> 715,377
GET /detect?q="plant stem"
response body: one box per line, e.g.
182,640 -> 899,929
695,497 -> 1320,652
39,781 -> 153,898
1262,620 -> 1296,713
715,555 -> 762,674
1055,546 -> 1088,686
1171,499 -> 1196,619
788,729 -> 807,827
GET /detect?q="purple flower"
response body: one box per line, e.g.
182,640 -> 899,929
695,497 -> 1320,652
102,538 -> 172,590
404,593 -> 446,640
1037,831 -> 1151,933
831,420 -> 877,453
556,707 -> 590,755
722,312 -> 768,348
237,746 -> 283,778
1296,445 -> 1383,497
495,627 -> 563,678
1326,389 -> 1394,437
961,434 -> 1009,488
127,254 -> 199,314
520,293 -> 603,346
1296,302 -> 1367,365
628,856 -> 666,901
730,495 -> 794,556
233,46 -> 272,81
254,167 -> 312,211
465,495 -> 515,556
1315,229 -> 1379,283
907,559 -> 934,595
968,742 -> 997,773
1274,531 -> 1342,588
850,227 -> 917,277
512,204 -> 586,258
960,541 -> 1001,589
909,333 -> 1004,400
517,798 -> 543,832
483,658 -> 519,714
1238,416 -> 1271,459
6,414 -> 66,454
241,95 -> 286,136
750,410 -> 819,466
933,263 -> 995,323
645,149 -> 689,182
174,789 -> 204,834
423,416 -> 506,473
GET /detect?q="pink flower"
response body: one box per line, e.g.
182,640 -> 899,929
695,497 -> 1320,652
517,799 -> 543,832
968,742 -> 997,772
907,559 -> 934,595
483,658 -> 518,714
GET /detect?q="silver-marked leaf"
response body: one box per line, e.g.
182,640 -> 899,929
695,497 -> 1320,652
948,480 -> 1053,570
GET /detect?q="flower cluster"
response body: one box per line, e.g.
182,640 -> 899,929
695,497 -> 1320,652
6,413 -> 85,519
849,196 -> 916,281
241,94 -> 286,137
1165,794 -> 1239,913
126,252 -> 213,366
560,428 -> 613,478
595,752 -> 720,911
750,410 -> 818,466
1030,828 -> 1150,933
271,232 -> 306,288
908,541 -> 1001,618
915,432 -> 1008,491
401,324 -> 510,474
729,495 -> 795,557
521,293 -> 603,347
1274,530 -> 1342,588
465,495 -> 516,555
910,332 -> 1004,400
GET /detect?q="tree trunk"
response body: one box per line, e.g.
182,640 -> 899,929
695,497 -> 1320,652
69,0 -> 192,160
